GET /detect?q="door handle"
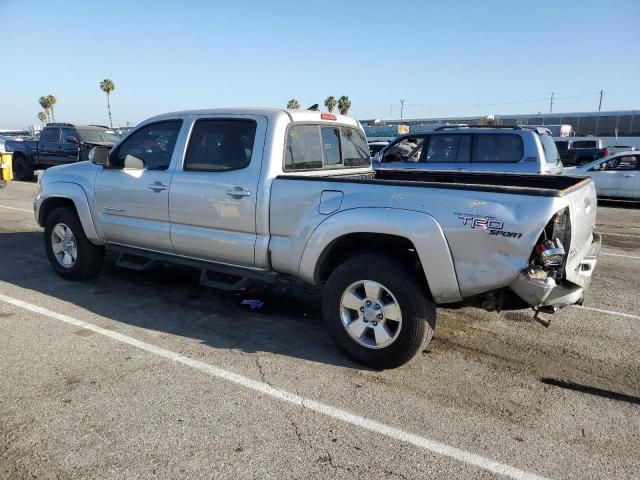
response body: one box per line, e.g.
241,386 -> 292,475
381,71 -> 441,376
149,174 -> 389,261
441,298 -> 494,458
147,182 -> 168,192
225,188 -> 251,198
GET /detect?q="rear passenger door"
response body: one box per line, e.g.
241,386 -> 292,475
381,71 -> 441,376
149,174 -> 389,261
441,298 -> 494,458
168,116 -> 266,267
59,127 -> 81,163
470,134 -> 525,173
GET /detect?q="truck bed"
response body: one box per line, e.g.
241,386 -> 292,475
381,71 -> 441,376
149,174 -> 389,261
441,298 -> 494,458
277,170 -> 590,197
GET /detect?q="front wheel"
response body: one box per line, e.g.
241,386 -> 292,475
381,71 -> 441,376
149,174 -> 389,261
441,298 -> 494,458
44,207 -> 104,280
322,254 -> 436,369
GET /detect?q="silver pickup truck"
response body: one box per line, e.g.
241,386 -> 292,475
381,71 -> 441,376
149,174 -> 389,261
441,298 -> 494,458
34,108 -> 601,369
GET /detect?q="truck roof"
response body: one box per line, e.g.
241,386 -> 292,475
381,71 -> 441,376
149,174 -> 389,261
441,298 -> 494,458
147,108 -> 360,128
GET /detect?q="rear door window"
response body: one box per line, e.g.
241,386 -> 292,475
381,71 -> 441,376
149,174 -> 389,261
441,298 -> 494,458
184,119 -> 256,171
473,134 -> 524,163
41,128 -> 60,143
423,134 -> 470,163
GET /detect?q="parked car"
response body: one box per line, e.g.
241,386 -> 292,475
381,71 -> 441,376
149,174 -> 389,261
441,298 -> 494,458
35,108 -> 600,368
567,152 -> 639,199
373,125 -> 563,174
5,123 -> 119,180
565,139 -> 609,167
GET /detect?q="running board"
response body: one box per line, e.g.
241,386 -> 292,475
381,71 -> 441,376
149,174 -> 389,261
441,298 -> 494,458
108,245 -> 277,291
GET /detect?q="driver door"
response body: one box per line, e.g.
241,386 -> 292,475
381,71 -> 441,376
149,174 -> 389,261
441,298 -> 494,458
93,120 -> 184,252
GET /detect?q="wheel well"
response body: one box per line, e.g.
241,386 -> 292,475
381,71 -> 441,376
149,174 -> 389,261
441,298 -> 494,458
39,197 -> 76,225
316,233 -> 430,293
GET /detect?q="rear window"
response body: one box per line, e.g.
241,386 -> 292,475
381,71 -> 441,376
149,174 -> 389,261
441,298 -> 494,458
540,134 -> 561,164
572,140 -> 596,149
285,124 -> 370,171
473,134 -> 523,163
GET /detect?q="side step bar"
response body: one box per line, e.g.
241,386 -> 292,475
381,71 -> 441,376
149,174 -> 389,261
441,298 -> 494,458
109,246 -> 277,291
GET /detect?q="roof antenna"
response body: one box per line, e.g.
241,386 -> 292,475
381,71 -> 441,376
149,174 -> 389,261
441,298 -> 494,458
307,104 -> 319,111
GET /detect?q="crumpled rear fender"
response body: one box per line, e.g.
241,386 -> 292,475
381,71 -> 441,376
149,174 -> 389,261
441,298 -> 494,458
298,208 -> 462,304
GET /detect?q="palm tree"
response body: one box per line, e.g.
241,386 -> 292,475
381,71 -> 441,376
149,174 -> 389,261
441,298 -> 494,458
38,96 -> 50,122
37,111 -> 48,125
100,79 -> 116,128
46,95 -> 57,122
337,96 -> 351,115
324,96 -> 337,113
286,99 -> 300,110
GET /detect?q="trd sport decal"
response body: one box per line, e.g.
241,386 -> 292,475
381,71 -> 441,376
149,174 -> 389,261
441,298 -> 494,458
456,213 -> 523,239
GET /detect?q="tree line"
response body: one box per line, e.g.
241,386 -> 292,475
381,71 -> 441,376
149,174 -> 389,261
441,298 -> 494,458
287,96 -> 352,115
36,79 -> 116,128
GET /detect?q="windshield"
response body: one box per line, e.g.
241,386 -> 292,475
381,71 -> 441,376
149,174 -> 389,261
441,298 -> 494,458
77,129 -> 121,144
540,134 -> 561,164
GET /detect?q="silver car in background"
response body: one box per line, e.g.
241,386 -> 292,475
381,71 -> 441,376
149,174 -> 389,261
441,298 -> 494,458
373,125 -> 563,174
567,152 -> 640,199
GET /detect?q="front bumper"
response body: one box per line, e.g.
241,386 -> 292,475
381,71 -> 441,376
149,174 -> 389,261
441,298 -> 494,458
509,233 -> 601,308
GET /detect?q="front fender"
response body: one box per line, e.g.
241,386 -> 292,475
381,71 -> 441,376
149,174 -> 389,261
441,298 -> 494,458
36,182 -> 104,245
299,208 -> 462,304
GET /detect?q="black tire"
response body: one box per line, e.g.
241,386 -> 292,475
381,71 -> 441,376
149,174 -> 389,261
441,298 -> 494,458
322,254 -> 436,369
12,155 -> 34,181
44,207 -> 104,280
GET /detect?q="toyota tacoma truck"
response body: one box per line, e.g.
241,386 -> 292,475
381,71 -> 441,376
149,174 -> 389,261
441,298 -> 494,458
34,108 -> 601,369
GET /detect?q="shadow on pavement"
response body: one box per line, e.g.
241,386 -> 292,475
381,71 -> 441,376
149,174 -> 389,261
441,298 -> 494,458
0,230 -> 367,371
540,378 -> 640,406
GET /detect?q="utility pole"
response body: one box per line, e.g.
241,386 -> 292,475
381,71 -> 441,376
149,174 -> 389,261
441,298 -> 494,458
400,99 -> 406,119
598,89 -> 604,112
549,92 -> 554,113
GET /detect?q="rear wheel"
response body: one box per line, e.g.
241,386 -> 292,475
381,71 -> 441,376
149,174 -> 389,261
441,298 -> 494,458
322,254 -> 435,369
12,155 -> 34,181
44,207 -> 104,280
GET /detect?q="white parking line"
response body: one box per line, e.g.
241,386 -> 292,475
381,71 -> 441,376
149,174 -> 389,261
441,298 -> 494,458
596,231 -> 640,238
577,306 -> 640,321
0,292 -> 549,480
602,252 -> 640,260
0,204 -> 32,213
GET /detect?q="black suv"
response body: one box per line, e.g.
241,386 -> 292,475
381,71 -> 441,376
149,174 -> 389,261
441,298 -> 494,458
6,123 -> 120,180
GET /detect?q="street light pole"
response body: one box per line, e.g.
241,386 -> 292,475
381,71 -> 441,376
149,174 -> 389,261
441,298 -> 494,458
400,99 -> 406,119
549,92 -> 554,113
598,90 -> 604,112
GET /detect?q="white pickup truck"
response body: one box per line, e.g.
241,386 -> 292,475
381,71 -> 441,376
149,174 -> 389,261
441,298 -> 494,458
34,108 -> 601,368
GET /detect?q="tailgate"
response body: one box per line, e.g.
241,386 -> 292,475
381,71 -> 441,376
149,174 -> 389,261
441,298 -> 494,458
564,178 -> 598,287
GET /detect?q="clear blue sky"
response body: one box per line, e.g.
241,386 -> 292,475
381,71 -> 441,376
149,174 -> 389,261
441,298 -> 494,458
1,0 -> 639,128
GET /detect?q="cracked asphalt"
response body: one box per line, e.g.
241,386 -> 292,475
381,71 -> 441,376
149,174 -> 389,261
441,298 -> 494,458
0,180 -> 639,479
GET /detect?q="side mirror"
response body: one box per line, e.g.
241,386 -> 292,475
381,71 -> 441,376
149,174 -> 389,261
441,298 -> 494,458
88,146 -> 110,166
65,136 -> 79,144
372,151 -> 381,163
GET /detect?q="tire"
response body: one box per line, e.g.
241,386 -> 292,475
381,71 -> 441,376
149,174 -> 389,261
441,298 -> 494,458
12,155 -> 34,181
322,254 -> 436,369
44,207 -> 104,280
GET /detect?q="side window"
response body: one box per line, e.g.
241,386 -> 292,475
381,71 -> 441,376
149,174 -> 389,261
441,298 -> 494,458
424,134 -> 469,163
603,156 -> 638,171
185,119 -> 256,172
111,121 -> 182,170
41,128 -> 60,143
382,137 -> 426,163
473,134 -> 524,163
60,128 -> 77,143
321,127 -> 341,166
285,126 -> 323,171
339,127 -> 370,167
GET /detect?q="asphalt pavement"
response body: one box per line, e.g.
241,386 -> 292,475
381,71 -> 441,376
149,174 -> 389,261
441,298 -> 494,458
0,180 -> 638,479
